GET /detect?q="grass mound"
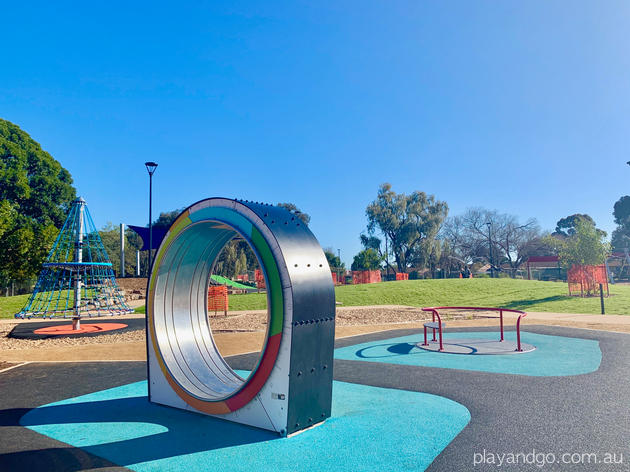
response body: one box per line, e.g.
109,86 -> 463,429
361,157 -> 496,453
226,278 -> 630,315
209,275 -> 255,290
4,278 -> 630,318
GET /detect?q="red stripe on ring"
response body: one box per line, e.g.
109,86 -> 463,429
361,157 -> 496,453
225,333 -> 282,411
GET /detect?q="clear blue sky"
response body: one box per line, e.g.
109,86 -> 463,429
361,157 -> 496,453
2,1 -> 630,266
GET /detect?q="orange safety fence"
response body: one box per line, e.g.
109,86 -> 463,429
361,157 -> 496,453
331,271 -> 346,284
567,264 -> 609,297
396,272 -> 409,281
208,285 -> 228,315
255,268 -> 266,289
351,270 -> 381,284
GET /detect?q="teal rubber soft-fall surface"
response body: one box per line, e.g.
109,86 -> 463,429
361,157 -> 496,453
20,379 -> 470,472
335,331 -> 601,376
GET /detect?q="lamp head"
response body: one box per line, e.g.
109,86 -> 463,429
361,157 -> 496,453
145,161 -> 158,175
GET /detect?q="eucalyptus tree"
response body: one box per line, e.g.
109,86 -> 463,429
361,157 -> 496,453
365,183 -> 448,273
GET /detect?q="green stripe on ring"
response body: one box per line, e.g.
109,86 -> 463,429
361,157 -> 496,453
251,226 -> 283,337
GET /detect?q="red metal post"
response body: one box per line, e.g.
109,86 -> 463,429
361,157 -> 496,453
431,309 -> 443,351
422,306 -> 526,352
423,326 -> 428,346
516,313 -> 527,352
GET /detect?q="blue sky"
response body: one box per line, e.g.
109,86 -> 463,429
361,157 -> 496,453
2,1 -> 630,265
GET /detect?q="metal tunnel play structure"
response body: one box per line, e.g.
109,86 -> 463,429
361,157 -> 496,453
146,198 -> 336,435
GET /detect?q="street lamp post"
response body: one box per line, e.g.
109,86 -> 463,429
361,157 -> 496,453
486,221 -> 493,278
145,162 -> 158,273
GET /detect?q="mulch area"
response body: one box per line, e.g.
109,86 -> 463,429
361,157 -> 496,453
0,306 -> 485,350
208,306 -> 492,332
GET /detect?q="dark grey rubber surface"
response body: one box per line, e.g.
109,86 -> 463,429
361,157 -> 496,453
238,325 -> 630,471
1,325 -> 629,471
0,362 -> 145,471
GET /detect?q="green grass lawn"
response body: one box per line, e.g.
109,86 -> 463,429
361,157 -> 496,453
225,278 -> 630,315
0,293 -> 31,318
3,278 -> 629,318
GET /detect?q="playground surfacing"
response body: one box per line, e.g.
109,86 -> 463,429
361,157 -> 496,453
334,330 -> 602,376
2,325 -> 630,471
20,378 -> 470,472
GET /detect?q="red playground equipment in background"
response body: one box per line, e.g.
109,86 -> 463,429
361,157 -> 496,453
420,306 -> 530,353
330,270 -> 412,284
207,285 -> 228,316
567,264 -> 609,297
254,269 -> 266,289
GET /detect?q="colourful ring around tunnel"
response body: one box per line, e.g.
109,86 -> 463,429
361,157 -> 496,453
147,204 -> 284,414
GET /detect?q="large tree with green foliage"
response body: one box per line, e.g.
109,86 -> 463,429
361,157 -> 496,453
0,119 -> 76,284
358,234 -> 398,274
547,219 -> 610,268
613,196 -> 630,226
351,248 -> 383,271
611,196 -> 630,251
553,214 -> 605,238
365,183 -> 448,272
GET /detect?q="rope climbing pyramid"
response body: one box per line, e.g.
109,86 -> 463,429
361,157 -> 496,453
15,197 -> 133,327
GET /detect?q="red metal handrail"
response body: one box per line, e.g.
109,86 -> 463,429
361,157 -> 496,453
421,306 -> 528,352
421,309 -> 444,351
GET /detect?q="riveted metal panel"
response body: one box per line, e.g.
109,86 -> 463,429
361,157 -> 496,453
285,318 -> 335,435
227,201 -> 337,435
